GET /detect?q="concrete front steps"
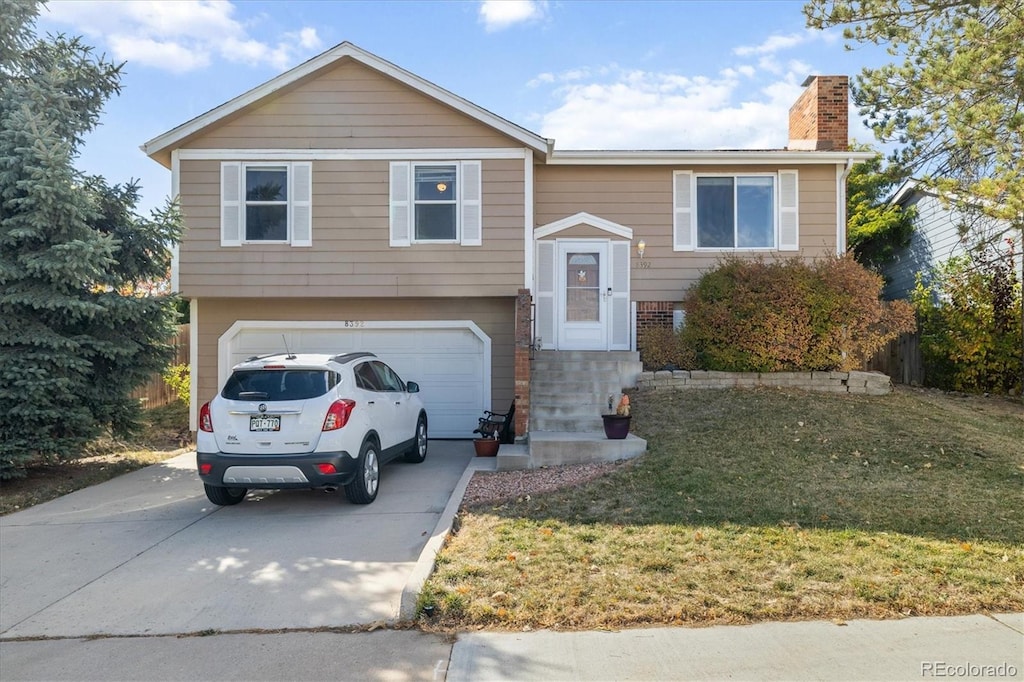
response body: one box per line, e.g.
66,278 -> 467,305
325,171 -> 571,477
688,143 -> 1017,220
497,350 -> 647,471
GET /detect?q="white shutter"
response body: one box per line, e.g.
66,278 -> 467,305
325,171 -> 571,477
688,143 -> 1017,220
460,160 -> 482,246
389,162 -> 411,247
220,162 -> 242,247
535,241 -> 556,350
290,162 -> 312,247
673,171 -> 694,251
610,241 -> 631,350
778,169 -> 799,251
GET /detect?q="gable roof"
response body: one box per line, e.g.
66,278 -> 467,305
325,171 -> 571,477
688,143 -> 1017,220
141,41 -> 552,167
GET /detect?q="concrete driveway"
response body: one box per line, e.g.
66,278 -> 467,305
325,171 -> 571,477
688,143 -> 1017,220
0,441 -> 474,639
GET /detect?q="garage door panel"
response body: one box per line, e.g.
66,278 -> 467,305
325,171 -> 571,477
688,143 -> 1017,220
225,324 -> 488,438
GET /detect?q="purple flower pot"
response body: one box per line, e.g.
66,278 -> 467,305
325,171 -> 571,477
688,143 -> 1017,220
602,415 -> 631,440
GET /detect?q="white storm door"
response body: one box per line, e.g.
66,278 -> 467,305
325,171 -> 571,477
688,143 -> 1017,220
557,240 -> 609,350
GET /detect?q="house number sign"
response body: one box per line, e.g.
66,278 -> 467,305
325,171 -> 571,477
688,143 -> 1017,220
635,260 -> 651,269
344,320 -> 366,328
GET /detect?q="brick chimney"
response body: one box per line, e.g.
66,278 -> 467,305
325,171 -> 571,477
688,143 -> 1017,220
788,75 -> 849,151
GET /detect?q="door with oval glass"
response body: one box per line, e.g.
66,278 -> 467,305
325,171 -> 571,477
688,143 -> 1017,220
556,240 -> 610,350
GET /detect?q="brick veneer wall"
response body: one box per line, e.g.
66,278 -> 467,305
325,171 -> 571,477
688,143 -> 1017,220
636,301 -> 675,336
788,75 -> 849,151
513,288 -> 532,437
637,369 -> 891,395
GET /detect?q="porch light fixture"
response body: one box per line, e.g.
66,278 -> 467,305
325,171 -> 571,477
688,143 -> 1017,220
636,239 -> 646,259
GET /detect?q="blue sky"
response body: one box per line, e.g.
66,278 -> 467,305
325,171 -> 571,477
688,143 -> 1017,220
35,0 -> 892,216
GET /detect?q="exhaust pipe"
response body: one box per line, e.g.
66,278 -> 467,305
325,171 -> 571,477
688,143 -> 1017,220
323,486 -> 338,493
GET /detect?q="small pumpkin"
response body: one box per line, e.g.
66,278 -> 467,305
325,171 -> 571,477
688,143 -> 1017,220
616,394 -> 631,417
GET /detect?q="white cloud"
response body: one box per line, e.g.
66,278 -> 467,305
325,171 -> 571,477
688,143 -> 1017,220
733,28 -> 841,59
479,0 -> 547,32
41,0 -> 321,73
535,65 -> 810,150
734,32 -> 809,57
107,35 -> 211,74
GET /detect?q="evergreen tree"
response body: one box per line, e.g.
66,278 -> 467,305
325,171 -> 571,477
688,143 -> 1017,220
806,0 -> 1024,389
0,1 -> 183,479
845,149 -> 915,274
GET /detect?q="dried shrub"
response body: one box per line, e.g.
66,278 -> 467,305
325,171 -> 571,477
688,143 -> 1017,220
638,326 -> 696,371
675,254 -> 915,372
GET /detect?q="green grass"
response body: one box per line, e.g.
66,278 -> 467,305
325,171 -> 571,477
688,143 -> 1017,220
423,387 -> 1024,630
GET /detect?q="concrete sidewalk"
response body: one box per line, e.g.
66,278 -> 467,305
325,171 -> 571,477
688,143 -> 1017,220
447,613 -> 1024,681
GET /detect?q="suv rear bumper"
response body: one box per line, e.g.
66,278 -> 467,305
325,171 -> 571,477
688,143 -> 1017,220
197,450 -> 358,490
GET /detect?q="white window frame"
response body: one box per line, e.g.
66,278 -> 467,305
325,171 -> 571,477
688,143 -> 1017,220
220,161 -> 312,248
243,163 -> 290,244
389,160 -> 482,248
694,172 -> 778,251
412,162 -> 460,244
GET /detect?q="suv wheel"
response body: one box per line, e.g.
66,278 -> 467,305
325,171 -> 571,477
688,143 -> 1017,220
344,439 -> 380,504
205,484 -> 247,506
404,414 -> 428,463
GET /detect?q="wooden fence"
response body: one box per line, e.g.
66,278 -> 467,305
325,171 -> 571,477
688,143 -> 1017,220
132,325 -> 190,409
863,330 -> 923,386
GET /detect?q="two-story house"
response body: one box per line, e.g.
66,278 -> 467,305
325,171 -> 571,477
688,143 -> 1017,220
143,42 -> 871,461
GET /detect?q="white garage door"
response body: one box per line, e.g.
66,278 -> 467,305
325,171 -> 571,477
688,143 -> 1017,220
220,321 -> 490,439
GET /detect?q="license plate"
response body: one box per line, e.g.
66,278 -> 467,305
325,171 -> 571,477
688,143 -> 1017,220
249,416 -> 281,432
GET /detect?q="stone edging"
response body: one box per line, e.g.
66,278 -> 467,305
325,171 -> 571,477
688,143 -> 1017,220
636,369 -> 892,395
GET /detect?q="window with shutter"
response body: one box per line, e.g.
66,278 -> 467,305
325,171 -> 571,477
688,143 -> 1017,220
221,162 -> 313,247
389,160 -> 484,246
684,171 -> 795,251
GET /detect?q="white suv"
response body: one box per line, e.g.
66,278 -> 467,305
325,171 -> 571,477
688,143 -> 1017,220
196,352 -> 428,506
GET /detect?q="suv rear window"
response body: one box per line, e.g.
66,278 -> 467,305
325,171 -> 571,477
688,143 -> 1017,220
222,370 -> 332,401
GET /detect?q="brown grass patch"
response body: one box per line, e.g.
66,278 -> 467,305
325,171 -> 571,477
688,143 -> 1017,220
422,387 -> 1024,630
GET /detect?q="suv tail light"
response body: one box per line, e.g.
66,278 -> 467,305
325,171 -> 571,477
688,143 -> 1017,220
199,402 -> 214,432
323,399 -> 355,431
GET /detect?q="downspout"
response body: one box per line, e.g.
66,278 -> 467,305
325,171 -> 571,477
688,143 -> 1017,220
837,156 -> 855,255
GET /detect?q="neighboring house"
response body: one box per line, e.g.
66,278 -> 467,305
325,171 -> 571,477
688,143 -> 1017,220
143,42 -> 872,442
882,180 -> 1022,301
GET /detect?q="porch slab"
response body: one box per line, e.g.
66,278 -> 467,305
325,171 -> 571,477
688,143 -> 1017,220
528,432 -> 647,468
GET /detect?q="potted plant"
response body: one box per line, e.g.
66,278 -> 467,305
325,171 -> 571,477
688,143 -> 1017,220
602,394 -> 631,439
473,432 -> 500,457
472,419 -> 501,457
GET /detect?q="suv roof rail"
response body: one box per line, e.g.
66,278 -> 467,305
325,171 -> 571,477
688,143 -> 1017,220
330,352 -> 377,364
245,352 -> 287,362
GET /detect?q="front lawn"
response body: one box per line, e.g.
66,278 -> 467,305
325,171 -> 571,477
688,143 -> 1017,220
422,387 -> 1024,629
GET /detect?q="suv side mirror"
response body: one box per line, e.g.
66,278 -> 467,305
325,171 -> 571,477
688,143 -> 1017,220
406,381 -> 420,393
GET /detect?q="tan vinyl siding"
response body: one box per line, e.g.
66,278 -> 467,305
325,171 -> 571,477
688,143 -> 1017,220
178,158 -> 526,298
535,164 -> 840,300
184,60 -> 514,150
195,297 -> 514,415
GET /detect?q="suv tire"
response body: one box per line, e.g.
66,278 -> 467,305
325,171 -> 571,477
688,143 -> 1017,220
205,484 -> 247,506
404,414 -> 428,463
344,439 -> 380,504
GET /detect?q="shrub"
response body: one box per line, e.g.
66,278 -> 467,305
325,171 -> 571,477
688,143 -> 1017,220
638,326 -> 695,371
162,364 -> 191,406
912,243 -> 1022,394
669,254 -> 915,372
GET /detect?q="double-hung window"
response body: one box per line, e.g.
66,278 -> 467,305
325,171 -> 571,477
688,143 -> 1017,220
220,161 -> 312,247
673,170 -> 799,252
245,166 -> 288,241
413,165 -> 458,241
389,160 -> 482,247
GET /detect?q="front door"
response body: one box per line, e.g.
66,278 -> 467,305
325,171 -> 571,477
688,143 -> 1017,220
556,241 -> 609,350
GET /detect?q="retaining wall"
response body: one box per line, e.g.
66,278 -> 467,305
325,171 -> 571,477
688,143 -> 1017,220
636,369 -> 892,395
